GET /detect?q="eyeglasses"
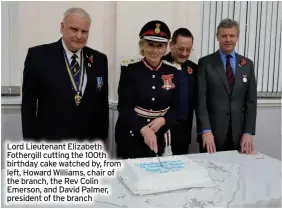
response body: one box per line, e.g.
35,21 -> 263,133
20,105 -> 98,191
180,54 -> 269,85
173,44 -> 194,53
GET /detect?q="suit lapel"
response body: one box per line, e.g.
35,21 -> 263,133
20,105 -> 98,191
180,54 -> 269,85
232,53 -> 244,96
82,48 -> 97,100
52,40 -> 77,104
213,51 -> 230,94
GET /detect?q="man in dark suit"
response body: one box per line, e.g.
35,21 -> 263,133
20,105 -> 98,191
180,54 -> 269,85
196,18 -> 257,154
162,28 -> 198,155
21,8 -> 109,141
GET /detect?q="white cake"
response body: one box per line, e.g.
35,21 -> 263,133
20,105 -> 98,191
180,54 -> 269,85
118,155 -> 215,195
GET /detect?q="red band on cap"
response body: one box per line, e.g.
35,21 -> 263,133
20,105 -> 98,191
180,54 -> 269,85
142,30 -> 168,38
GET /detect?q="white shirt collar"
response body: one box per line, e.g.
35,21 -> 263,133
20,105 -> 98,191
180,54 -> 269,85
61,38 -> 81,61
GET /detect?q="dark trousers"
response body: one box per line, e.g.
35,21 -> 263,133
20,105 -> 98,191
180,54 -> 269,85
199,122 -> 235,153
170,121 -> 190,155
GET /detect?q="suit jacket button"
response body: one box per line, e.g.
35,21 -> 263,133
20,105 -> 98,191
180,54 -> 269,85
226,113 -> 230,115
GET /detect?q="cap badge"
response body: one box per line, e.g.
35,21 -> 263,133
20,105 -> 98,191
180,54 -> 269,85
155,23 -> 161,34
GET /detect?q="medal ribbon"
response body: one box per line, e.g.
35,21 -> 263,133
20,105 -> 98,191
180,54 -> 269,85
63,49 -> 85,94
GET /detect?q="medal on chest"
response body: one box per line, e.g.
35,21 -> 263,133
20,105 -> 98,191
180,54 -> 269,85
242,72 -> 248,83
161,74 -> 175,90
74,93 -> 83,106
63,50 -> 85,106
74,93 -> 82,106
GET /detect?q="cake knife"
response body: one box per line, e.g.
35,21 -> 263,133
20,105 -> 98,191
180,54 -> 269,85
155,153 -> 163,167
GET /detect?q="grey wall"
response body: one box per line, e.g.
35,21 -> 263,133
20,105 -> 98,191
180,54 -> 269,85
1,101 -> 281,160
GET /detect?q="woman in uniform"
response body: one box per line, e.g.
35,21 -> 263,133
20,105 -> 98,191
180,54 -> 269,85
115,20 -> 182,159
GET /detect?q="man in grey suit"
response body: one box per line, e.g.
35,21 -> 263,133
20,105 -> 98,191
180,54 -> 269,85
196,18 -> 257,154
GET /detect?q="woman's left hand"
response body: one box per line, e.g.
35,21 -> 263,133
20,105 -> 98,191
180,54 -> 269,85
147,117 -> 165,133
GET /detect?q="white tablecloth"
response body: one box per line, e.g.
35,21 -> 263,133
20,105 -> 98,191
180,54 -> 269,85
94,151 -> 281,208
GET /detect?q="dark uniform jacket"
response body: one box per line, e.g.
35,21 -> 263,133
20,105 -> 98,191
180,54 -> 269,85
162,53 -> 198,147
115,58 -> 182,158
21,39 -> 109,140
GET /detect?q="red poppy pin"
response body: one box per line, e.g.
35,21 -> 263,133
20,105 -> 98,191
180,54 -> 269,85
89,55 -> 94,64
240,58 -> 246,66
187,67 -> 193,74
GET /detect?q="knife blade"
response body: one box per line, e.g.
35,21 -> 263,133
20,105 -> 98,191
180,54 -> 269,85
155,153 -> 163,168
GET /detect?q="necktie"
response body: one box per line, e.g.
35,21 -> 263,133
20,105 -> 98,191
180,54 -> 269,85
226,54 -> 234,89
71,54 -> 81,90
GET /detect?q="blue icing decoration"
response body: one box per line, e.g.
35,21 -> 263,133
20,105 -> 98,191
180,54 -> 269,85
135,160 -> 185,173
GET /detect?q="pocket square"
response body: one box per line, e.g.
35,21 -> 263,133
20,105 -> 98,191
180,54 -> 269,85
97,77 -> 103,89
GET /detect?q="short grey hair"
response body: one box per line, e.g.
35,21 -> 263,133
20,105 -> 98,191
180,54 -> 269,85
216,18 -> 240,36
63,7 -> 91,24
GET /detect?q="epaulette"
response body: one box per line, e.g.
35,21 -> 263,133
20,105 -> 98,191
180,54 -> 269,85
121,58 -> 142,67
162,60 -> 181,70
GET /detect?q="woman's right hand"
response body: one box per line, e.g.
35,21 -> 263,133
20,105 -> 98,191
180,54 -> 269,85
140,126 -> 158,153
